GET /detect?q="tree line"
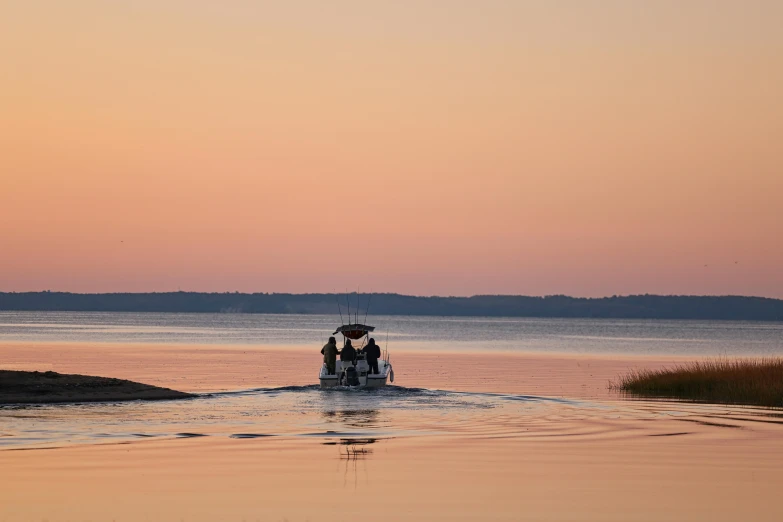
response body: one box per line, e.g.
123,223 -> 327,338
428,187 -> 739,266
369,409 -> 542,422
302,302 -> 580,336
1,292 -> 782,321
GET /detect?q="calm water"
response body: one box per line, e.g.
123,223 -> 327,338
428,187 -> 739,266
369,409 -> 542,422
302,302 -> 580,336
1,311 -> 782,355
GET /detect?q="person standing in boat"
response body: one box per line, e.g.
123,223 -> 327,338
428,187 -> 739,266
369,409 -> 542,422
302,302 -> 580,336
340,339 -> 357,364
362,338 -> 381,375
321,336 -> 338,375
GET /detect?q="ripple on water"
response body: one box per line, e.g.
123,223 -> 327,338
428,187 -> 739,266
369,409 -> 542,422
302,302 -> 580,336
0,385 -> 779,450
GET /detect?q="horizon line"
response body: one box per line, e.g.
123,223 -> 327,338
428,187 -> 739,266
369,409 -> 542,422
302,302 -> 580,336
2,290 -> 781,301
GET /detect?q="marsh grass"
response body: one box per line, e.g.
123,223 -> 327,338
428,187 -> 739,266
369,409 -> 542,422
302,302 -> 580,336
612,358 -> 783,407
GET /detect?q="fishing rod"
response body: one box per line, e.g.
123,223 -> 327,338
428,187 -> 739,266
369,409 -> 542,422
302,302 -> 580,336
356,287 -> 360,325
335,290 -> 345,327
346,290 -> 351,327
385,328 -> 393,382
363,292 -> 372,325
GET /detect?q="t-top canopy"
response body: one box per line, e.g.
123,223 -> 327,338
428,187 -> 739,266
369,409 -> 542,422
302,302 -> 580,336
333,323 -> 376,340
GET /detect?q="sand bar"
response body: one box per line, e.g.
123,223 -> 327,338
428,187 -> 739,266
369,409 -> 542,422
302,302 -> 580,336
0,369 -> 192,404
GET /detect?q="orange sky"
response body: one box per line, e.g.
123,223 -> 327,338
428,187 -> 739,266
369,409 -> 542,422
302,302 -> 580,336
1,1 -> 782,297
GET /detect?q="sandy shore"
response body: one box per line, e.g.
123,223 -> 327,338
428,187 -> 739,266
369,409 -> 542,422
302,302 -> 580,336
0,370 -> 192,404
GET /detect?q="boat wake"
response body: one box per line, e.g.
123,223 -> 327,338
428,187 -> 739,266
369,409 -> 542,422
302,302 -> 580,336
2,382 -> 777,451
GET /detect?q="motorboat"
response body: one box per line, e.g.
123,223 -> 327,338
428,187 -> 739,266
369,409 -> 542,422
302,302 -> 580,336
319,323 -> 393,389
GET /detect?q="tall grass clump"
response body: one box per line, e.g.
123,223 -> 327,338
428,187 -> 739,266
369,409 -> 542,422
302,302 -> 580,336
613,358 -> 783,407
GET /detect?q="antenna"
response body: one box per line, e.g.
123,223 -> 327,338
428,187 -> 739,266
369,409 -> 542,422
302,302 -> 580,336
346,291 -> 351,327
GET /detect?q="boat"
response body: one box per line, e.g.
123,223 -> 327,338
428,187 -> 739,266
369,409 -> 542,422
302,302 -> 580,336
319,323 -> 393,389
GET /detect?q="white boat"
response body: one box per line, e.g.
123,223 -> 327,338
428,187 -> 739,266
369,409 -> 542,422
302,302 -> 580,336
319,323 -> 393,389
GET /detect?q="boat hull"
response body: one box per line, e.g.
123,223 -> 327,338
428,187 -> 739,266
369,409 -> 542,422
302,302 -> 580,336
319,359 -> 391,389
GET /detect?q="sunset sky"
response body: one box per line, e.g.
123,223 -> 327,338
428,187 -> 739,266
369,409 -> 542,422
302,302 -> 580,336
1,1 -> 781,297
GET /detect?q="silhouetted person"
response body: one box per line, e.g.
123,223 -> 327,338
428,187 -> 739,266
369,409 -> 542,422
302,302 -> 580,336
322,336 -> 338,375
362,338 -> 381,375
340,339 -> 356,364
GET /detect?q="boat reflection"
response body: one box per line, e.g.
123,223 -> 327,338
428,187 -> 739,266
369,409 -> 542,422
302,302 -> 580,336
322,437 -> 377,454
321,438 -> 378,489
321,409 -> 381,429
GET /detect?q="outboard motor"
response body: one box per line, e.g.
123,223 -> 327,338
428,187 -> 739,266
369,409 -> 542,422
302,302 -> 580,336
345,366 -> 360,387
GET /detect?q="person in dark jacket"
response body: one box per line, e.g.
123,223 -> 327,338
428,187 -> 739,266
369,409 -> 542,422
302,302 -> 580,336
321,336 -> 338,375
340,339 -> 357,363
362,338 -> 381,375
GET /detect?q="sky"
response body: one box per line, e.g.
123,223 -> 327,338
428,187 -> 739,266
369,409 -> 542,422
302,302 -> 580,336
1,1 -> 782,297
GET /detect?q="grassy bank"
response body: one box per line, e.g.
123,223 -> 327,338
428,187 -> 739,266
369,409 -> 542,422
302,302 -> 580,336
613,358 -> 783,407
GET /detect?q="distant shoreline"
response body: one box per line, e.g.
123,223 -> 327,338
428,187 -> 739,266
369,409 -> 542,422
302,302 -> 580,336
0,370 -> 193,405
1,292 -> 782,322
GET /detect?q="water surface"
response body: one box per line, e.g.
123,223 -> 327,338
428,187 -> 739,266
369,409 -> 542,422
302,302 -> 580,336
1,312 -> 782,521
2,311 -> 782,355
